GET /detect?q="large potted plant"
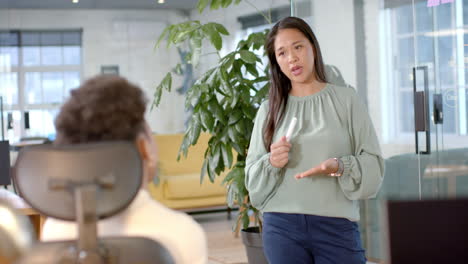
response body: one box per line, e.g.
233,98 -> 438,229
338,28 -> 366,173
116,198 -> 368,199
152,0 -> 272,263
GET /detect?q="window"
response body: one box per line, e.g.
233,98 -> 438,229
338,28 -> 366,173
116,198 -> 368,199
0,30 -> 82,142
384,1 -> 467,141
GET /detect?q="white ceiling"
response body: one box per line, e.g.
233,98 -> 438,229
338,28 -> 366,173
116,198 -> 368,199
0,0 -> 199,10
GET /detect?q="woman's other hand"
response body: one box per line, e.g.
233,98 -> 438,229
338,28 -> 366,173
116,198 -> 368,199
269,136 -> 291,168
294,158 -> 339,179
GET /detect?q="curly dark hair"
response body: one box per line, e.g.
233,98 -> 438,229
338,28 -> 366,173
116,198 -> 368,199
54,75 -> 148,145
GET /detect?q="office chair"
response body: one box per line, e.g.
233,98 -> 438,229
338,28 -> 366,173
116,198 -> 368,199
386,199 -> 468,264
0,201 -> 35,264
13,141 -> 175,264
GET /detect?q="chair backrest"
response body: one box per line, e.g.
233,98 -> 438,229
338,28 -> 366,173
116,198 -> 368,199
16,237 -> 175,264
14,142 -> 142,220
325,64 -> 353,88
13,142 -> 175,264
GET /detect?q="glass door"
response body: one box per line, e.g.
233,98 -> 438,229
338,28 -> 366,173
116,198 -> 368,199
291,0 -> 468,261
414,0 -> 468,200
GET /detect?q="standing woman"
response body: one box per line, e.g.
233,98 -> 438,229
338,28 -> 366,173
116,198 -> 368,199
245,17 -> 384,264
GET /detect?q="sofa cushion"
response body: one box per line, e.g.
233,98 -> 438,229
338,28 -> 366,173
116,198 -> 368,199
163,173 -> 227,200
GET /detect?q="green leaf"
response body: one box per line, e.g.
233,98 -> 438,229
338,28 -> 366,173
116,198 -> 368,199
152,72 -> 172,108
223,54 -> 235,70
234,160 -> 245,168
177,133 -> 191,160
239,50 -> 257,64
208,99 -> 225,124
228,109 -> 242,125
189,121 -> 202,145
200,159 -> 207,184
226,182 -> 237,208
245,63 -> 259,77
221,142 -> 233,168
231,141 -> 244,155
253,76 -> 269,83
236,40 -> 247,50
185,84 -> 200,109
221,0 -> 233,8
173,29 -> 192,44
172,63 -> 183,75
200,107 -> 215,131
242,106 -> 256,120
190,31 -> 202,67
210,0 -> 222,10
213,23 -> 229,35
227,126 -> 238,143
219,67 -> 232,95
167,26 -> 179,48
235,0 -> 242,4
235,119 -> 246,135
202,24 -> 222,51
210,143 -> 221,175
230,89 -> 240,108
162,72 -> 172,92
250,32 -> 266,50
242,210 -> 249,229
192,49 -> 201,67
155,25 -> 171,49
223,167 -> 241,184
197,0 -> 210,13
253,82 -> 269,104
206,161 -> 215,183
190,30 -> 203,50
152,84 -> 163,109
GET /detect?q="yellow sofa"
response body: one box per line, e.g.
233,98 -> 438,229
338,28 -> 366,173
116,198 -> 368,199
148,133 -> 228,210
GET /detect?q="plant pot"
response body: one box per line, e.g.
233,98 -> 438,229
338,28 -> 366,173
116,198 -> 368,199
241,227 -> 268,264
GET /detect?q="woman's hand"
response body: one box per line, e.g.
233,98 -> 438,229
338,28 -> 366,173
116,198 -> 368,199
294,158 -> 339,179
269,136 -> 291,168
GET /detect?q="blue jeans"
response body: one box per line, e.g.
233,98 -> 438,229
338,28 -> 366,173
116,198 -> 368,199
262,212 -> 366,264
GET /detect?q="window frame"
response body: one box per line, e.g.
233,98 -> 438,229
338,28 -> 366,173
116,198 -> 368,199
0,30 -> 83,142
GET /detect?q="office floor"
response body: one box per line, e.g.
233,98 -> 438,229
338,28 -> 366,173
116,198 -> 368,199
193,212 -> 379,264
193,212 -> 247,264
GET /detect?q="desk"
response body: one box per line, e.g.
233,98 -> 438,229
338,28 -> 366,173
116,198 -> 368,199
424,164 -> 468,197
9,140 -> 47,152
17,208 -> 46,240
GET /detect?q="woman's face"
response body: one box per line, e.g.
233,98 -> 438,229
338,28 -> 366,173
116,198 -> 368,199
274,28 -> 316,86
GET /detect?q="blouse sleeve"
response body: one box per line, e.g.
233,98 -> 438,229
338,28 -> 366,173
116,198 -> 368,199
245,102 -> 284,209
338,91 -> 385,200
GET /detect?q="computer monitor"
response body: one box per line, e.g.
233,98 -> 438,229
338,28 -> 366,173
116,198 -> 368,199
0,140 -> 10,186
386,199 -> 468,264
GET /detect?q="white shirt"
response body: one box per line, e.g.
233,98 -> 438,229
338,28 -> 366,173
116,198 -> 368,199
42,189 -> 207,264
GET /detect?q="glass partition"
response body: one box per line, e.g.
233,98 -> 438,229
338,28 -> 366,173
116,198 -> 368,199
292,0 -> 468,261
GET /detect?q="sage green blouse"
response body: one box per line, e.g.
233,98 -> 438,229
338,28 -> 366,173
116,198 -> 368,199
245,84 -> 384,221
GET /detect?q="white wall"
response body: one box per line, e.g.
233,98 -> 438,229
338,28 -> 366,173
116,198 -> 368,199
189,0 -> 357,94
189,0 -> 291,74
189,1 -> 418,158
0,9 -> 188,134
311,0 -> 357,88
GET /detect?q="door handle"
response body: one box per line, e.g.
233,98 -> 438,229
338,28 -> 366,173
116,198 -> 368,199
24,111 -> 30,129
413,66 -> 430,154
433,93 -> 443,124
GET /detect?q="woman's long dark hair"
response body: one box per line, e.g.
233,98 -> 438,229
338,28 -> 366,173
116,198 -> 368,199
264,16 -> 328,151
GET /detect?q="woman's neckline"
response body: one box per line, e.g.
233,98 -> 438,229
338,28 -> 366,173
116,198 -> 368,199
288,83 -> 330,101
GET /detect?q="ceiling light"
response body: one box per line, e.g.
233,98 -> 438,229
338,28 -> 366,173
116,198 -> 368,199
158,0 -> 165,4
72,0 -> 79,3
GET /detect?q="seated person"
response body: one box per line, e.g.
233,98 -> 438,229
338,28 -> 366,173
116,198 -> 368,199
0,189 -> 27,209
41,75 -> 208,264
